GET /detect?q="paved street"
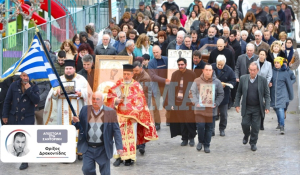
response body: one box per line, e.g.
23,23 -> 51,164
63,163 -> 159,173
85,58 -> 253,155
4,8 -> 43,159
0,84 -> 299,175
0,104 -> 299,175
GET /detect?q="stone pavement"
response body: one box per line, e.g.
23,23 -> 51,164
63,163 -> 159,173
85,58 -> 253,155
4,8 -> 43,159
0,105 -> 299,175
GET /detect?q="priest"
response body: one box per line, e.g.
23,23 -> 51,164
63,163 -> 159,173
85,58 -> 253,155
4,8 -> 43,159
106,64 -> 158,166
43,60 -> 92,159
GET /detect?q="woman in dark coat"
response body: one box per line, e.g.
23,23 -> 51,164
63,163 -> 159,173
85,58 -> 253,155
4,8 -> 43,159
153,31 -> 168,56
79,31 -> 94,50
74,43 -> 95,72
137,16 -> 152,35
157,14 -> 168,31
270,57 -> 293,134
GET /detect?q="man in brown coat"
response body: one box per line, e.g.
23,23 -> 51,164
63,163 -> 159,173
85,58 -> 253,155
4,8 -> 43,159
132,60 -> 152,155
250,30 -> 270,55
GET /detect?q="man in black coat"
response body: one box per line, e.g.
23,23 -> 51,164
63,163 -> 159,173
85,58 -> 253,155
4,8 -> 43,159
162,0 -> 179,12
228,30 -> 242,62
208,38 -> 235,71
2,71 -> 40,170
254,5 -> 267,26
168,58 -> 197,147
212,56 -> 236,136
0,76 -> 15,125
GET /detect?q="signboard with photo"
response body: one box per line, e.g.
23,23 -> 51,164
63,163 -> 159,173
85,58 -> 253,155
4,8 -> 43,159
167,49 -> 192,80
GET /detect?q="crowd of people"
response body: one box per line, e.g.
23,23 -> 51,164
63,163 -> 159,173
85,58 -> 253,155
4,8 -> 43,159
0,0 -> 299,174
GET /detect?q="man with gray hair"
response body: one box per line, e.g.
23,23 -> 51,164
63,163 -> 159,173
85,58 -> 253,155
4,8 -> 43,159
78,54 -> 95,88
211,55 -> 236,136
235,43 -> 258,82
222,27 -> 230,38
234,62 -> 270,151
118,40 -> 136,61
166,31 -> 185,55
97,28 -> 116,46
250,30 -> 270,55
113,31 -> 127,54
94,34 -> 117,55
180,35 -> 195,51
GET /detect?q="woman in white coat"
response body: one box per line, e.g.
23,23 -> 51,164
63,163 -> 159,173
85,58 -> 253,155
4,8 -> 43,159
184,11 -> 198,34
255,49 -> 272,130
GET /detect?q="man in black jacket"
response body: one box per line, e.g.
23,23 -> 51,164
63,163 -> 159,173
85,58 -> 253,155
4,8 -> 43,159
192,50 -> 205,78
77,55 -> 95,89
228,30 -> 242,62
208,38 -> 235,71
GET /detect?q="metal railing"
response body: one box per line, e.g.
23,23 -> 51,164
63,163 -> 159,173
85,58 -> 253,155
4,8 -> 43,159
0,2 -> 110,74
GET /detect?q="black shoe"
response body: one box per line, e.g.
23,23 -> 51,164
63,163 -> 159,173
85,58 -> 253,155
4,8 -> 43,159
189,139 -> 195,147
280,126 -> 285,134
124,159 -> 133,166
196,143 -> 202,151
77,155 -> 83,160
276,124 -> 280,129
260,125 -> 264,130
139,148 -> 145,155
155,123 -> 160,131
19,163 -> 28,170
212,130 -> 215,136
243,135 -> 249,145
220,130 -> 225,137
181,140 -> 188,146
166,123 -> 170,126
113,158 -> 123,167
215,115 -> 219,121
204,146 -> 210,153
251,144 -> 257,151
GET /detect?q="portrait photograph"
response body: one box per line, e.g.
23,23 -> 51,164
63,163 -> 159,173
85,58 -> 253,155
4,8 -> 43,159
7,131 -> 30,157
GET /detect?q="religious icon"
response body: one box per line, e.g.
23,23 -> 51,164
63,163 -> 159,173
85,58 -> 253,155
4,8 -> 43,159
61,81 -> 75,94
199,84 -> 215,107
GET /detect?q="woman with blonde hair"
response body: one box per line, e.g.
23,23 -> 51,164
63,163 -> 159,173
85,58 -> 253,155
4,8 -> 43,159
267,23 -> 279,39
220,10 -> 230,23
267,40 -> 286,67
133,34 -> 154,60
243,12 -> 256,31
60,40 -> 77,60
278,31 -> 287,46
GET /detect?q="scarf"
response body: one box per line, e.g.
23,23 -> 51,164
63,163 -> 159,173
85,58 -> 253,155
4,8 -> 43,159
74,43 -> 81,49
285,46 -> 294,63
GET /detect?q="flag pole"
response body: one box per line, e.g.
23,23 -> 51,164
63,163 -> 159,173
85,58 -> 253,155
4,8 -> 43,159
34,24 -> 77,117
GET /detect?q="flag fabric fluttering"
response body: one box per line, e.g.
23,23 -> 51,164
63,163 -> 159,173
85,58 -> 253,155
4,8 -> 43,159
0,35 -> 59,88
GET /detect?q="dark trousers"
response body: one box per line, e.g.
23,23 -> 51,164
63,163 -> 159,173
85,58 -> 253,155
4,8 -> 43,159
181,122 -> 197,140
242,105 -> 261,145
214,104 -> 228,131
82,146 -> 110,175
196,115 -> 215,147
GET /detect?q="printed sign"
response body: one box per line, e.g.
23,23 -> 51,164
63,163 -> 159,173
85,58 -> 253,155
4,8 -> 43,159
1,125 -> 76,163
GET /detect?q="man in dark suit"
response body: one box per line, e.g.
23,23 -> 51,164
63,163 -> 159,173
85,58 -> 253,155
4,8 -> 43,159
234,62 -> 270,151
199,27 -> 218,49
94,34 -> 117,55
72,91 -> 123,175
118,40 -> 136,61
192,50 -> 205,78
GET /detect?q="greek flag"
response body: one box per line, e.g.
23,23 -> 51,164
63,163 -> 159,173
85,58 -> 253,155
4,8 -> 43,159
0,35 -> 59,87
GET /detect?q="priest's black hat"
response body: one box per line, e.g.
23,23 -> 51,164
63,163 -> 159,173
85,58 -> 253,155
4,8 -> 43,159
123,64 -> 134,72
64,60 -> 76,67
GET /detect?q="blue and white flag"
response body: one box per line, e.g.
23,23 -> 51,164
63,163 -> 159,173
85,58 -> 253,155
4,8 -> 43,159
0,35 -> 60,87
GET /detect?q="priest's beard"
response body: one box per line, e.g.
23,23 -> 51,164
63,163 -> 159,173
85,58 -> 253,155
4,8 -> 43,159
65,74 -> 75,80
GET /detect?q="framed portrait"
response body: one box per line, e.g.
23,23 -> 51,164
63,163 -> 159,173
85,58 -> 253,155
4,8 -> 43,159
199,84 -> 215,107
61,81 -> 75,94
167,49 -> 192,80
93,55 -> 133,92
